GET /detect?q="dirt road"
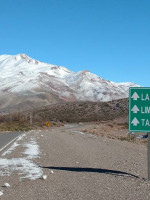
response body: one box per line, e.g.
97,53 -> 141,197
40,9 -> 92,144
0,124 -> 150,200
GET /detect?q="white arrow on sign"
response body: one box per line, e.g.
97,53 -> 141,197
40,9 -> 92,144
131,117 -> 139,126
131,92 -> 140,101
131,105 -> 140,114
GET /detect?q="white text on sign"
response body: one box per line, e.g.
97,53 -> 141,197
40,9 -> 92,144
132,92 -> 150,101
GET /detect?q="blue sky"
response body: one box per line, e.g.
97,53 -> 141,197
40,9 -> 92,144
0,0 -> 149,86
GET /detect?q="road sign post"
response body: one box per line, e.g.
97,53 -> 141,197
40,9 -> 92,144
148,134 -> 150,180
129,87 -> 150,180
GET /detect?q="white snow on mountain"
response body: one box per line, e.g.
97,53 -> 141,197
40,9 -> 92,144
0,54 -> 71,93
0,54 -> 138,111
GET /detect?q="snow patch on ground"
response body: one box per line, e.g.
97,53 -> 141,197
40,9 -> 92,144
73,130 -> 96,138
17,133 -> 26,141
0,190 -> 3,196
23,139 -> 40,159
73,131 -> 85,135
0,158 -> 42,180
2,133 -> 26,156
2,142 -> 19,156
0,136 -> 43,180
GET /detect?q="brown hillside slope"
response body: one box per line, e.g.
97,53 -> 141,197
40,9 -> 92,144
34,98 -> 128,123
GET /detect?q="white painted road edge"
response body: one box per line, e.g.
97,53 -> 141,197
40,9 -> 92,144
0,133 -> 25,154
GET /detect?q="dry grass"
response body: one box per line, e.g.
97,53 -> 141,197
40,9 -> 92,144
79,120 -> 148,145
0,122 -> 31,132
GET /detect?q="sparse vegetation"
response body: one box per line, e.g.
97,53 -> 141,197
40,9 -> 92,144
0,99 -> 128,131
0,122 -> 31,132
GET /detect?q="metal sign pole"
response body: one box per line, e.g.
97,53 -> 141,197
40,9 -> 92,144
148,133 -> 150,181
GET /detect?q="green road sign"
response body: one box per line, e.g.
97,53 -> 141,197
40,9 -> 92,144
129,87 -> 150,132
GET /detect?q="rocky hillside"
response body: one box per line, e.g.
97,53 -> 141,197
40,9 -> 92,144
0,98 -> 128,132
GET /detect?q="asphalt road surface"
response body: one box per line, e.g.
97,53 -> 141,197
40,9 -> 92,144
0,125 -> 150,200
0,131 -> 21,151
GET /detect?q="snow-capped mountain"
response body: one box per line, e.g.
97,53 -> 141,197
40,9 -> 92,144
0,54 -> 138,112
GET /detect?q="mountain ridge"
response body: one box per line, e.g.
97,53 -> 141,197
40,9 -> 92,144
0,54 -> 138,112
